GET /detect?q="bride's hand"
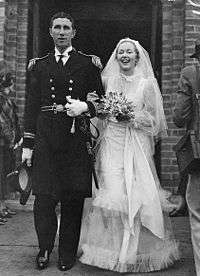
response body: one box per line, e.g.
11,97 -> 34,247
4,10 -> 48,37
134,114 -> 152,127
131,110 -> 153,128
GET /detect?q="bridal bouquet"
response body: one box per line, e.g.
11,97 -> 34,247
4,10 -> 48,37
97,92 -> 135,122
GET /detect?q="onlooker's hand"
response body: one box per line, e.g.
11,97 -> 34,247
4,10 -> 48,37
13,138 -> 23,150
169,195 -> 187,217
22,148 -> 33,167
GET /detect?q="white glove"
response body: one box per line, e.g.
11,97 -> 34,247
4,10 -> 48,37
22,148 -> 33,167
65,97 -> 88,117
13,138 -> 23,150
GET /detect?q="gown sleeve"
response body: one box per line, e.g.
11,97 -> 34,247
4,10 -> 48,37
134,77 -> 168,138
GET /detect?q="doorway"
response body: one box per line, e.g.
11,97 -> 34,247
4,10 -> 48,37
28,0 -> 162,177
30,0 -> 161,67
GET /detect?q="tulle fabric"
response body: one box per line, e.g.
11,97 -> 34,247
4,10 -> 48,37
79,39 -> 179,272
80,208 -> 179,273
101,39 -> 155,79
79,120 -> 179,273
101,38 -> 168,140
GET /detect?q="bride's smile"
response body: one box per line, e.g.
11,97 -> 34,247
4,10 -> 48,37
116,41 -> 138,74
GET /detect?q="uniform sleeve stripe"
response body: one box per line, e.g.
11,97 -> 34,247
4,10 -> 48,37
24,132 -> 35,139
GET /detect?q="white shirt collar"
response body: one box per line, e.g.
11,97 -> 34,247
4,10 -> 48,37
54,46 -> 73,64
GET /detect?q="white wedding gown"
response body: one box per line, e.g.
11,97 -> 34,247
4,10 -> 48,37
79,74 -> 179,273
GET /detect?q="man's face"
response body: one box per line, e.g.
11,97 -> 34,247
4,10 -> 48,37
49,17 -> 75,52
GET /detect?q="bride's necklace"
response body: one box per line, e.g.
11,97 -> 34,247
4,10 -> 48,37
119,73 -> 135,95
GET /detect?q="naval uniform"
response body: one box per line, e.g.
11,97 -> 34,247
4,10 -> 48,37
23,48 -> 104,262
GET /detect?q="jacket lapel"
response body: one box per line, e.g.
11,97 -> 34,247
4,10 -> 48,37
65,49 -> 86,75
46,49 -> 85,75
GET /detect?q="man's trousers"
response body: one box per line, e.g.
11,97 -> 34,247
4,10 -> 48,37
33,193 -> 84,262
186,173 -> 200,276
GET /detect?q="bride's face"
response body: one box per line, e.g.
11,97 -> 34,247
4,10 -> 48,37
116,42 -> 137,74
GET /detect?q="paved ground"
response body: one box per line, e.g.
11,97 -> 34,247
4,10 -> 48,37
0,199 -> 196,276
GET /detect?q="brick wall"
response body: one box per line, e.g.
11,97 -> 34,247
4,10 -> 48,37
161,0 -> 200,189
2,0 -> 199,190
4,0 -> 29,124
161,0 -> 185,189
185,0 -> 200,64
0,0 -> 5,59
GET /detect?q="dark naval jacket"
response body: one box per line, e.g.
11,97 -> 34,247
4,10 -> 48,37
23,49 -> 104,197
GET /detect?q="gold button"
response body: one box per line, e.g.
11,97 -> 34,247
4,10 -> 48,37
51,87 -> 55,91
51,94 -> 55,99
69,87 -> 72,91
69,80 -> 73,84
50,79 -> 53,82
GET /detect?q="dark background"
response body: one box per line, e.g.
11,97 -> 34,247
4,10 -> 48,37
28,0 -> 162,177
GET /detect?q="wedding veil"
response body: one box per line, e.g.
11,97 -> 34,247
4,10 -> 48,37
101,38 -> 168,139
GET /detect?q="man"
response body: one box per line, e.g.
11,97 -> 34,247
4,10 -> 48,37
173,38 -> 200,276
22,12 -> 103,271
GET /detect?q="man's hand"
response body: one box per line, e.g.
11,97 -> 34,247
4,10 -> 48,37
65,97 -> 88,117
22,148 -> 33,167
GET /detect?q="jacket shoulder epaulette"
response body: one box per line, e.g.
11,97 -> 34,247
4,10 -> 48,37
27,54 -> 49,70
78,51 -> 103,70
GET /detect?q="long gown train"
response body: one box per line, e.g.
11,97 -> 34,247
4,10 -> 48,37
79,120 -> 179,273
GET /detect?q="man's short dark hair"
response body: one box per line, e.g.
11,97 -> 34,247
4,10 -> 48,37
49,12 -> 75,29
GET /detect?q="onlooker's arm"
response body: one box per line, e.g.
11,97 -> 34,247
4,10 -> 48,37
173,68 -> 193,128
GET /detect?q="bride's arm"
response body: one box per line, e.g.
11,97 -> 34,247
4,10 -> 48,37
133,78 -> 167,137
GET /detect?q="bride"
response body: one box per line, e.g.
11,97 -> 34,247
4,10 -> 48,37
79,38 -> 179,273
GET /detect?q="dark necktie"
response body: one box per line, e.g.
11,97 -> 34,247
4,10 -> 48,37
57,54 -> 64,66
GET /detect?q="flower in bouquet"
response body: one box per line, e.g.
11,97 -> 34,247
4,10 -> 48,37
97,92 -> 135,122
